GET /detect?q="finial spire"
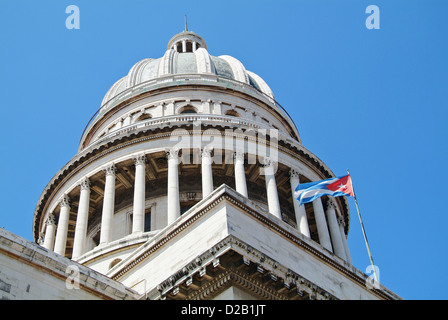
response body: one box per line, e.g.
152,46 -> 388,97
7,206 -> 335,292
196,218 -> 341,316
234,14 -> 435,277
184,15 -> 188,32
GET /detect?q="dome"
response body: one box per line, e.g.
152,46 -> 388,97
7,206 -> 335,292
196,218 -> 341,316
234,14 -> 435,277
100,31 -> 274,107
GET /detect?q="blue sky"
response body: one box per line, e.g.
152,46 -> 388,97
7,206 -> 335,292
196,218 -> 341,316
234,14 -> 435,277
1,0 -> 447,300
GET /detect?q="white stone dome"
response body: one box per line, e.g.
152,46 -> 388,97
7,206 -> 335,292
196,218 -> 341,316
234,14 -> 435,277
101,31 -> 274,107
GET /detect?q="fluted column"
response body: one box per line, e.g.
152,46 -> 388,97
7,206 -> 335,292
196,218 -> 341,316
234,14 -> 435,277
167,149 -> 180,224
338,216 -> 352,264
326,200 -> 346,260
201,148 -> 214,198
132,154 -> 147,234
100,164 -> 116,244
72,177 -> 91,260
43,213 -> 56,251
263,158 -> 281,220
54,194 -> 71,256
234,151 -> 248,197
290,169 -> 311,237
312,198 -> 333,252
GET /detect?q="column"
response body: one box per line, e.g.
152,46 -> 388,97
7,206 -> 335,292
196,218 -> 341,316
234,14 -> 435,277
338,216 -> 352,264
289,169 -> 311,237
312,198 -> 333,252
72,177 -> 91,260
193,41 -> 197,52
167,149 -> 180,225
201,148 -> 214,198
326,200 -> 346,260
43,213 -> 56,251
263,158 -> 281,220
182,40 -> 187,52
100,164 -> 116,244
132,154 -> 147,234
54,194 -> 71,256
234,151 -> 248,197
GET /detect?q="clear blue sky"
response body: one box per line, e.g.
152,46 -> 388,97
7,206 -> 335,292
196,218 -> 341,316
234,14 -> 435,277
1,0 -> 447,300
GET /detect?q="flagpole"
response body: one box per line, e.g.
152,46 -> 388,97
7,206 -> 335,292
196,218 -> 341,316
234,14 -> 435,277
347,169 -> 379,283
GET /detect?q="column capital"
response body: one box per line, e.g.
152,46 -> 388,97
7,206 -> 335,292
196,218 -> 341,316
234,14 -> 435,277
261,157 -> 277,168
45,213 -> 56,226
326,199 -> 337,210
233,151 -> 245,161
79,177 -> 91,191
134,153 -> 147,166
201,147 -> 213,158
166,148 -> 180,160
104,164 -> 116,177
337,216 -> 346,227
289,168 -> 301,179
59,194 -> 71,208
38,232 -> 45,245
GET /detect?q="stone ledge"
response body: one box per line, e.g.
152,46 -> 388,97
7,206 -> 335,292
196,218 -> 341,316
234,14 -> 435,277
0,228 -> 140,300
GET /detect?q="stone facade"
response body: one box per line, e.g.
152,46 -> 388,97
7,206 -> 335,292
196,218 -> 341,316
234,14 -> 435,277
0,228 -> 138,300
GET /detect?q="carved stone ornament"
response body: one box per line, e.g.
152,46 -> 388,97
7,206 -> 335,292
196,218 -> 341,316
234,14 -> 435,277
79,177 -> 91,190
201,147 -> 212,158
166,148 -> 180,160
233,151 -> 244,161
261,157 -> 277,168
134,153 -> 147,166
38,232 -> 45,245
104,164 -> 116,176
59,194 -> 71,208
289,168 -> 300,180
337,216 -> 346,227
326,199 -> 337,210
45,213 -> 56,226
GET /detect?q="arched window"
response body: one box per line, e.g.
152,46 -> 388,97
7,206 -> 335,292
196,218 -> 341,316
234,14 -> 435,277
179,105 -> 197,114
225,110 -> 240,117
109,258 -> 122,269
136,113 -> 152,122
186,41 -> 193,52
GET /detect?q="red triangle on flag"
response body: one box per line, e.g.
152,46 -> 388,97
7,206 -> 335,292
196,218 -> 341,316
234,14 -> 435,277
326,174 -> 354,197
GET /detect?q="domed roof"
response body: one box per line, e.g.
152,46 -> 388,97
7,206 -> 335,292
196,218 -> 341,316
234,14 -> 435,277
101,31 -> 274,106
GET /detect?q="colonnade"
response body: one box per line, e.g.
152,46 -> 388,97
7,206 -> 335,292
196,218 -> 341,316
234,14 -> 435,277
40,149 -> 351,264
172,40 -> 200,53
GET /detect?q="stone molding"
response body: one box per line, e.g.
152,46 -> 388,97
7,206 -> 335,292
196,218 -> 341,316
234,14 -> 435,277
149,235 -> 337,301
0,228 -> 139,300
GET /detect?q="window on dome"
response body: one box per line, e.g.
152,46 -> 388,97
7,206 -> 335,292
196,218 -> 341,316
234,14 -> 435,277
179,105 -> 197,114
186,41 -> 193,52
109,258 -> 122,269
136,113 -> 152,122
225,110 -> 240,117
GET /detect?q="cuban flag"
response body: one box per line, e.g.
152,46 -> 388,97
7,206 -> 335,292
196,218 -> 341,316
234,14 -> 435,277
294,174 -> 354,206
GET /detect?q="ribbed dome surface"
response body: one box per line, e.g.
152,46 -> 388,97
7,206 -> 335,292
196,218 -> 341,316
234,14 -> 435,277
101,31 -> 274,106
